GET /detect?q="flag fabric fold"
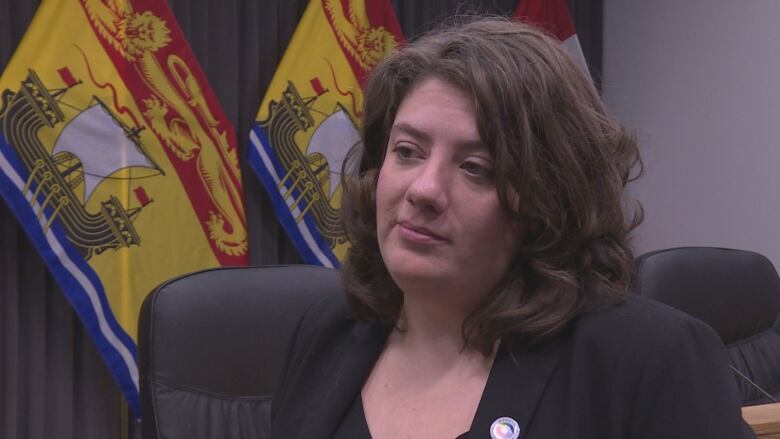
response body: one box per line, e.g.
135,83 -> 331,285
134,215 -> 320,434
513,0 -> 591,80
249,0 -> 404,267
0,0 -> 248,416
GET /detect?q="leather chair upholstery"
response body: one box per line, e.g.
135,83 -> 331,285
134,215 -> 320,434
634,247 -> 780,405
138,265 -> 341,439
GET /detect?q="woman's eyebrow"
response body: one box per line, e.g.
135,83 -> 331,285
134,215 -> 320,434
390,122 -> 485,152
390,123 -> 432,144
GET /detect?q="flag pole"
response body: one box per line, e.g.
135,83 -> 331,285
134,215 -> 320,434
120,396 -> 129,439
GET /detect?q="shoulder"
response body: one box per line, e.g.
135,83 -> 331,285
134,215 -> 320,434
559,294 -> 734,400
285,294 -> 356,358
296,294 -> 353,333
562,295 -> 752,437
278,293 -> 390,377
571,293 -> 724,355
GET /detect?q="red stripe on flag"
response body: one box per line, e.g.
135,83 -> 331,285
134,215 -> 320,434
513,0 -> 591,80
57,67 -> 78,87
513,0 -> 576,41
78,0 -> 248,266
311,77 -> 326,95
133,186 -> 152,207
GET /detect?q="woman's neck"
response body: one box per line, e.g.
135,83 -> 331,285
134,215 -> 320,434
362,294 -> 496,439
392,291 -> 481,359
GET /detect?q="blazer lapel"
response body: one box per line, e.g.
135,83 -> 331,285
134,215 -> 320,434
299,320 -> 392,438
469,337 -> 564,438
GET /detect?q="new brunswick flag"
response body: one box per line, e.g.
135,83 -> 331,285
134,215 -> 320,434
249,0 -> 404,267
0,0 -> 248,415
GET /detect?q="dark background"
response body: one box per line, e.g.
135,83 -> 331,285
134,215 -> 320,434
0,0 -> 602,437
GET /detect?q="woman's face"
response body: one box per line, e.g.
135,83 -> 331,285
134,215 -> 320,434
375,77 -> 522,304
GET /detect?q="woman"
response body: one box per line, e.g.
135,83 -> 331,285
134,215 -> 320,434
271,18 -> 754,438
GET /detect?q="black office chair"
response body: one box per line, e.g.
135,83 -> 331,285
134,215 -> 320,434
138,265 -> 341,439
634,247 -> 780,405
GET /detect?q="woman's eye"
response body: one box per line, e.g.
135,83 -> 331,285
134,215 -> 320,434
462,161 -> 494,180
393,145 -> 418,160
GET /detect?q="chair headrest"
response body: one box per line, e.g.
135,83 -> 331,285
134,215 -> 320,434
138,264 -> 342,396
634,247 -> 780,344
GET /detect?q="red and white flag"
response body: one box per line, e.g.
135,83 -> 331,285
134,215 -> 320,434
513,0 -> 591,80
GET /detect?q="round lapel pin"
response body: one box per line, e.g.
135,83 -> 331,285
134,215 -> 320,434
490,416 -> 520,439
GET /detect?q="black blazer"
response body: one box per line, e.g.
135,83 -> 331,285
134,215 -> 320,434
271,294 -> 755,438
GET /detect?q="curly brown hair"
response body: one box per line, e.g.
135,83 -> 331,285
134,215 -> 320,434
340,17 -> 643,355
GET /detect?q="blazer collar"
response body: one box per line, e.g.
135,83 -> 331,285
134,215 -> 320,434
301,320 -> 392,438
469,337 -> 563,438
298,322 -> 562,439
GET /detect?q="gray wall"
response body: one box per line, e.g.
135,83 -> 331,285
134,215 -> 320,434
602,0 -> 780,266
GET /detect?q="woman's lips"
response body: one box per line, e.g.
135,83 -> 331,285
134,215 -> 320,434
397,222 -> 447,244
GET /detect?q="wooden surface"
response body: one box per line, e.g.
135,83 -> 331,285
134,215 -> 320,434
743,403 -> 780,438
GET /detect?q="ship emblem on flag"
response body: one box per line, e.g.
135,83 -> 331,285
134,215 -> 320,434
249,0 -> 404,267
0,0 -> 248,416
1,72 -> 162,257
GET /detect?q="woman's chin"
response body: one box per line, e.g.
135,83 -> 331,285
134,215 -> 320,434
386,258 -> 453,293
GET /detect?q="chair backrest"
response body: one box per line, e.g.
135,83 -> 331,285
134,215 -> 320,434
138,265 -> 341,439
633,247 -> 780,404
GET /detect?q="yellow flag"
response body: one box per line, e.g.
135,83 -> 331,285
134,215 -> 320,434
0,0 -> 248,415
249,0 -> 404,267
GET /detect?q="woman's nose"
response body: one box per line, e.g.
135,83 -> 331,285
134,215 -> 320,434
404,161 -> 448,213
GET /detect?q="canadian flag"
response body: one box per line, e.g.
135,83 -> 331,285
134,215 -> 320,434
513,0 -> 591,81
